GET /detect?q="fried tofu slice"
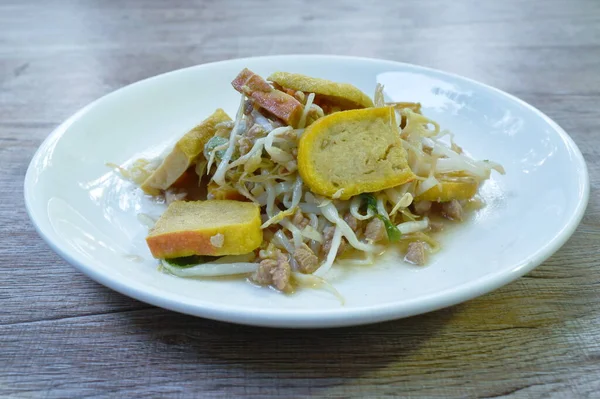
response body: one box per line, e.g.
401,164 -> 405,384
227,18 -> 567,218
267,71 -> 374,110
231,68 -> 304,127
140,109 -> 231,195
415,178 -> 478,202
298,106 -> 415,200
146,200 -> 262,259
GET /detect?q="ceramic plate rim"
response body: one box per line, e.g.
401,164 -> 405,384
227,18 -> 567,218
24,55 -> 590,328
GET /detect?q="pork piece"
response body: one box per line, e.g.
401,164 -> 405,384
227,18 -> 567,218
413,200 -> 432,215
238,136 -> 253,156
232,68 -> 304,127
238,124 -> 268,155
252,259 -> 276,285
251,252 -> 292,292
246,124 -> 267,140
322,226 -> 347,256
364,218 -> 386,243
293,243 -> 320,274
343,212 -> 359,232
404,241 -> 427,266
442,199 -> 464,221
292,210 -> 310,229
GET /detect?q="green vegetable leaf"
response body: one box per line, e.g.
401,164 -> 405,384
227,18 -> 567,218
361,193 -> 402,242
203,136 -> 229,160
163,255 -> 219,268
361,193 -> 378,213
378,215 -> 402,242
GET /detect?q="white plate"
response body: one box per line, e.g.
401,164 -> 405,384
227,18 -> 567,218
25,55 -> 589,328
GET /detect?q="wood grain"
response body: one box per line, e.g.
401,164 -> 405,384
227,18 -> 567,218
1,0 -> 599,397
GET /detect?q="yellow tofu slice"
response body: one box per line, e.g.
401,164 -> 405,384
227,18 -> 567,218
146,200 -> 262,259
415,178 -> 478,202
141,109 -> 231,195
298,107 -> 415,200
267,71 -> 374,110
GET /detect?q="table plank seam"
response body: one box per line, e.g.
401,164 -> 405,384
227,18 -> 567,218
0,306 -> 154,328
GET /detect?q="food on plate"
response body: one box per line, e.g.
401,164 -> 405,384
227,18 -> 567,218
414,176 -> 478,202
232,68 -> 304,127
298,106 -> 415,200
141,109 -> 231,195
206,181 -> 247,201
146,200 -> 262,258
268,71 -> 374,110
120,67 -> 504,295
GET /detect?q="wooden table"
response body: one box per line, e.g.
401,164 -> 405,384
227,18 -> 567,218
2,0 -> 599,397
